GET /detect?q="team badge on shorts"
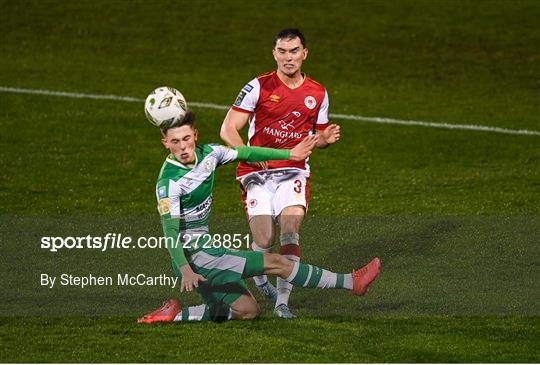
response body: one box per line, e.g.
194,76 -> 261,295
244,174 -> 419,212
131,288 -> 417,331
304,96 -> 316,110
248,199 -> 258,208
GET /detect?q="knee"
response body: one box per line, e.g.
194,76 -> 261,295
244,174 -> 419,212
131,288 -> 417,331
250,217 -> 275,248
237,304 -> 260,320
256,234 -> 274,248
231,294 -> 261,320
279,208 -> 305,232
241,307 -> 260,320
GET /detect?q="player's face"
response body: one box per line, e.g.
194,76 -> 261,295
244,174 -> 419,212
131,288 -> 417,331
161,125 -> 198,164
273,37 -> 308,77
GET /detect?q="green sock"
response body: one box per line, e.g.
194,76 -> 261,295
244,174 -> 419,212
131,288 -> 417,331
286,262 -> 353,290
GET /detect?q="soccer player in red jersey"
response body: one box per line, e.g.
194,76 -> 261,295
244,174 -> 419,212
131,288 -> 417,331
220,28 -> 341,318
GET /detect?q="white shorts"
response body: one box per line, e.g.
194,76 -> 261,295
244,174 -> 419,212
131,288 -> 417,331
239,169 -> 310,219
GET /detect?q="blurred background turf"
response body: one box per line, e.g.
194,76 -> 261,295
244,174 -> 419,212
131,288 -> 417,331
0,0 -> 539,362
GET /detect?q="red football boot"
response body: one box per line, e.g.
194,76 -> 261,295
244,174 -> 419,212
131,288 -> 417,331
137,299 -> 181,323
352,257 -> 381,296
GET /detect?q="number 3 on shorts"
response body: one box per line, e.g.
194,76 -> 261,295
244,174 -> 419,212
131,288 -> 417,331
293,179 -> 302,194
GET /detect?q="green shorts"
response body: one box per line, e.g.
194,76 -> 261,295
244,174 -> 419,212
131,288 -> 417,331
172,246 -> 265,311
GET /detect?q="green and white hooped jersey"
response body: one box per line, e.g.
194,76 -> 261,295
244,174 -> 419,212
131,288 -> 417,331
156,144 -> 237,232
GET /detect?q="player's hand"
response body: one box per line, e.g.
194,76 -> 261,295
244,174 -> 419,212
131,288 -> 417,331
320,124 -> 341,145
179,265 -> 207,292
290,135 -> 319,161
247,161 -> 268,170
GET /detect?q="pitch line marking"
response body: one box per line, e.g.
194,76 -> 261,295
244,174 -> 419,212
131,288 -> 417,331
1,86 -> 539,136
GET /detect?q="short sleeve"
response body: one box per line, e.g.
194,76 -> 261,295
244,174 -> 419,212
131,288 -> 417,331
209,144 -> 238,166
315,89 -> 329,131
157,178 -> 183,218
156,180 -> 172,217
231,78 -> 260,113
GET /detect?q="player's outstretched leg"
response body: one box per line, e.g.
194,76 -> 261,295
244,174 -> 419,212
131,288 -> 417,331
138,300 -> 219,323
263,253 -> 381,295
137,295 -> 260,323
137,299 -> 183,323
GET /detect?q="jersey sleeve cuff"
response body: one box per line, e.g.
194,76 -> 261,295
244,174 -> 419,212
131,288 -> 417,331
315,123 -> 328,131
231,105 -> 253,114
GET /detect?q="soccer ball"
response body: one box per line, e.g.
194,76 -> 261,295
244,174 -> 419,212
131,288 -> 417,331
144,86 -> 187,128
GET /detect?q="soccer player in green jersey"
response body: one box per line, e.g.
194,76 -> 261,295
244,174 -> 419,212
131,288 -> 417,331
138,110 -> 380,323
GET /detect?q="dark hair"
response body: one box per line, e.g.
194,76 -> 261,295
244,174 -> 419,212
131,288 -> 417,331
160,109 -> 196,135
273,28 -> 306,48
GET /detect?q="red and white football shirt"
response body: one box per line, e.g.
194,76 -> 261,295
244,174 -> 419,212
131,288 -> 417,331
232,71 -> 329,178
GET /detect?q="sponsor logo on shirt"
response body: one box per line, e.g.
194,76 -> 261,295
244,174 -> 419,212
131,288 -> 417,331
234,91 -> 247,106
278,111 -> 302,130
304,96 -> 316,110
279,120 -> 294,130
263,127 -> 304,139
178,196 -> 213,221
269,94 -> 280,102
243,84 -> 254,92
158,186 -> 167,199
158,198 -> 170,215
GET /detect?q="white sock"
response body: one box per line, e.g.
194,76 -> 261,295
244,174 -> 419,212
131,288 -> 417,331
276,274 -> 294,307
173,304 -> 207,321
276,232 -> 300,307
173,304 -> 234,321
251,241 -> 271,286
343,274 -> 353,290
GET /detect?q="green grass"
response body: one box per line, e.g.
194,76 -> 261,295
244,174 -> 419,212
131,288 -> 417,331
1,316 -> 538,362
1,0 -> 539,362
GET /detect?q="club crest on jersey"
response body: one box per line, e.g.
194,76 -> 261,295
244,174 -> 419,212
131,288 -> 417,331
204,159 -> 215,172
248,199 -> 257,208
269,94 -> 280,102
304,96 -> 316,110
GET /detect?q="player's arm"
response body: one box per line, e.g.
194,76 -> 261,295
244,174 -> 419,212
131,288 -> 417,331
212,135 -> 318,167
220,108 -> 270,169
160,216 -> 187,267
234,135 -> 318,162
161,216 -> 206,291
315,124 -> 341,149
221,79 -> 270,169
313,89 -> 340,148
220,108 -> 250,147
157,182 -> 206,291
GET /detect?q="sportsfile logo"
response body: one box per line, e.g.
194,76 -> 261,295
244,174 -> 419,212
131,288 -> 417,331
40,233 -> 251,252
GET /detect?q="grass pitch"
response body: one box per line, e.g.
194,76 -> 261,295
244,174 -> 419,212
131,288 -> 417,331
1,0 -> 539,362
